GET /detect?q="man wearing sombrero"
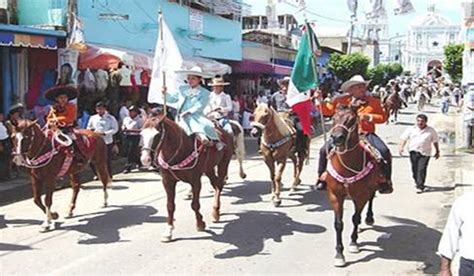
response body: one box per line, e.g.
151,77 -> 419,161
205,77 -> 233,134
314,75 -> 393,193
45,85 -> 78,129
163,66 -> 221,148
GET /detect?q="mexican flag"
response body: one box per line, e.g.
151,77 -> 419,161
286,22 -> 320,136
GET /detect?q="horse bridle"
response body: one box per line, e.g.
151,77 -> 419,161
331,117 -> 358,155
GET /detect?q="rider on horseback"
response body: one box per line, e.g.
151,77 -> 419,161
205,77 -> 233,135
45,86 -> 87,160
163,66 -> 223,150
314,75 -> 393,193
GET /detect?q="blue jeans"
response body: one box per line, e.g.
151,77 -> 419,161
464,122 -> 473,148
218,118 -> 233,135
460,257 -> 474,276
441,102 -> 449,114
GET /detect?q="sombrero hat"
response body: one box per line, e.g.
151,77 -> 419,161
277,76 -> 291,86
341,75 -> 371,93
208,77 -> 230,86
44,85 -> 78,101
175,66 -> 212,78
9,103 -> 25,114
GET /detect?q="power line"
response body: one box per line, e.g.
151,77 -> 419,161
280,1 -> 350,23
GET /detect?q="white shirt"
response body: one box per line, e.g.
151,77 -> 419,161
118,66 -> 132,86
122,116 -> 143,136
206,91 -> 232,119
438,192 -> 474,260
0,122 -> 8,140
87,113 -> 118,145
463,90 -> 474,122
400,125 -> 439,156
119,106 -> 129,123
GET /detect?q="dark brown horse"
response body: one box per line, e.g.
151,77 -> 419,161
325,105 -> 389,267
251,104 -> 309,207
10,120 -> 110,232
140,114 -> 234,242
383,89 -> 402,124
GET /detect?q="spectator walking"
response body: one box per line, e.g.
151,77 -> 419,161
399,114 -> 440,193
461,86 -> 474,149
87,102 -> 119,179
441,90 -> 451,115
438,192 -> 474,276
121,105 -> 143,173
0,113 -> 12,180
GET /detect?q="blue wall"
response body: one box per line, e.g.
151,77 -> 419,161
77,0 -> 242,60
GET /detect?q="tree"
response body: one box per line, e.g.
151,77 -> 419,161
367,63 -> 404,87
443,44 -> 464,83
327,52 -> 371,82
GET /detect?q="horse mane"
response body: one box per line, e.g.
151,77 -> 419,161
268,106 -> 292,136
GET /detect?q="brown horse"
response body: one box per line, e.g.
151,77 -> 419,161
140,113 -> 233,242
325,105 -> 389,267
383,89 -> 402,124
10,120 -> 110,232
251,104 -> 309,207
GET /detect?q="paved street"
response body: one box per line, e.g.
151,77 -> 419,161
1,103 -> 472,275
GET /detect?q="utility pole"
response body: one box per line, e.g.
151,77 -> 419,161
347,0 -> 358,54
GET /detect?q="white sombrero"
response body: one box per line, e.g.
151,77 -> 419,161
175,66 -> 212,78
341,75 -> 371,92
208,77 -> 230,86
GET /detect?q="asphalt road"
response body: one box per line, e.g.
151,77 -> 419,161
0,103 -> 467,275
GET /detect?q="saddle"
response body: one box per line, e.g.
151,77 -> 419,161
71,129 -> 98,159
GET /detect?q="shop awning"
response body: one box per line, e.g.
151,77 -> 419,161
79,43 -> 232,76
0,24 -> 66,50
229,59 -> 292,76
78,43 -> 154,70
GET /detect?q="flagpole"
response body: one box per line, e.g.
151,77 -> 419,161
307,22 -> 329,156
159,10 -> 167,117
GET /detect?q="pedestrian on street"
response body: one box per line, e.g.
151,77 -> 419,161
121,105 -> 143,173
461,86 -> 474,149
441,89 -> 451,115
438,192 -> 474,276
399,114 -> 440,193
87,102 -> 119,179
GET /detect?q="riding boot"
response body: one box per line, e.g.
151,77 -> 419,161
378,163 -> 393,194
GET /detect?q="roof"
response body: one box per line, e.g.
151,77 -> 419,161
410,10 -> 453,27
0,24 -> 67,37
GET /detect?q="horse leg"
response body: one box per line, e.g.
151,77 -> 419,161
264,157 -> 277,205
235,131 -> 247,179
92,149 -> 111,207
328,190 -> 346,267
31,175 -> 46,214
289,154 -> 300,192
161,177 -> 177,243
66,173 -> 81,218
273,159 -> 287,207
365,192 -> 375,225
41,179 -> 59,232
190,179 -> 206,231
349,201 -> 364,254
206,170 -> 222,223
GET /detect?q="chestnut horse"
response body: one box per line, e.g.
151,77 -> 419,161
140,114 -> 234,242
10,120 -> 110,232
383,89 -> 402,124
325,105 -> 389,267
251,104 -> 309,207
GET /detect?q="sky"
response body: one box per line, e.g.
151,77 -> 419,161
243,0 -> 465,38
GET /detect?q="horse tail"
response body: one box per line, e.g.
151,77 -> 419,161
229,119 -> 247,179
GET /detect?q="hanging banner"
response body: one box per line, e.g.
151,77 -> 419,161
58,48 -> 79,87
393,0 -> 415,15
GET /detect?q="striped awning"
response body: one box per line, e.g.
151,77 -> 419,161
0,24 -> 66,50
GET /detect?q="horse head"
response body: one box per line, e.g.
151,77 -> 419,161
140,113 -> 167,168
10,119 -> 41,165
250,103 -> 272,137
331,105 -> 359,150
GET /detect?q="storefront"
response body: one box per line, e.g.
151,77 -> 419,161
0,24 -> 66,116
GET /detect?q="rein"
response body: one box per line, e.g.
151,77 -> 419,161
261,136 -> 292,151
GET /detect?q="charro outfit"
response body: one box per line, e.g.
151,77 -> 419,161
317,93 -> 392,185
205,90 -> 233,134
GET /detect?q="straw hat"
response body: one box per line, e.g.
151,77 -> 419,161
341,75 -> 371,92
208,77 -> 230,86
44,85 -> 78,101
175,66 -> 211,78
277,76 -> 291,86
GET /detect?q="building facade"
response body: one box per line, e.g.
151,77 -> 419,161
462,0 -> 474,86
404,4 -> 461,76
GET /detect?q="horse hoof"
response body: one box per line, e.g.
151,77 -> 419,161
293,179 -> 301,187
65,213 -> 73,219
349,244 -> 360,253
51,212 -> 59,220
161,235 -> 173,243
240,173 -> 247,179
212,211 -> 220,223
197,222 -> 206,232
40,226 -> 51,233
365,217 -> 375,226
334,256 -> 346,267
273,199 -> 282,207
102,203 -> 108,208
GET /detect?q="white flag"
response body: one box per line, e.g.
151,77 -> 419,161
347,0 -> 358,14
147,13 -> 184,107
393,0 -> 415,15
366,0 -> 387,19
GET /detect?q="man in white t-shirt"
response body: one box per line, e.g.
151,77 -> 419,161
462,86 -> 474,148
399,114 -> 440,193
